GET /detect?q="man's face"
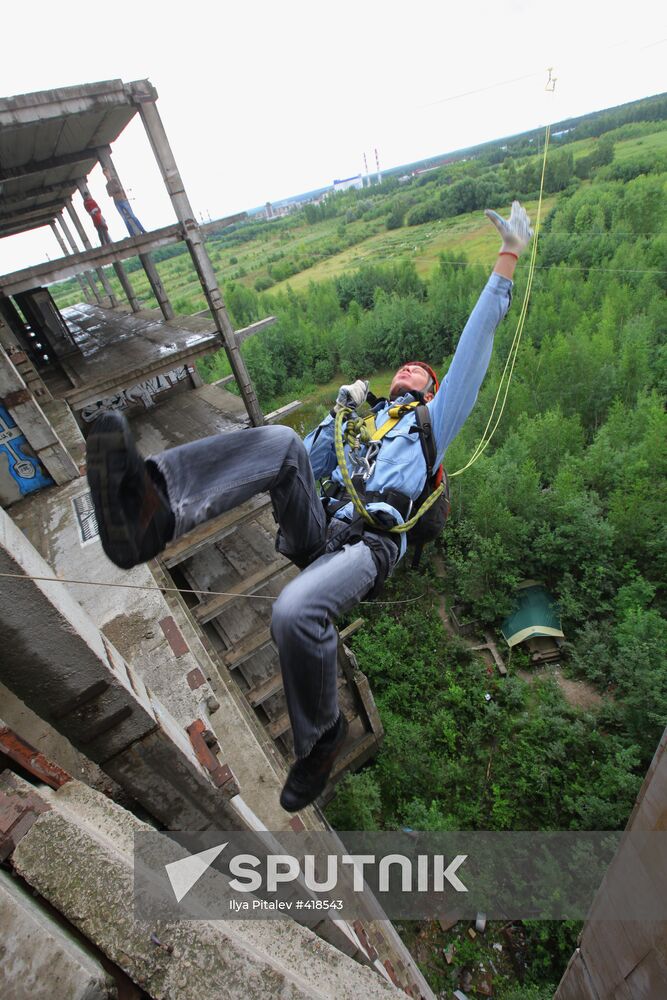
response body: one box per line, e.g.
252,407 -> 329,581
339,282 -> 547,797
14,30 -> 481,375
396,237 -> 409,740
389,363 -> 434,402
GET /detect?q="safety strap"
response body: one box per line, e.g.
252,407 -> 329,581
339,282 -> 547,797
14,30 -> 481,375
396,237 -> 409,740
364,401 -> 420,443
334,406 -> 447,535
409,405 -> 437,477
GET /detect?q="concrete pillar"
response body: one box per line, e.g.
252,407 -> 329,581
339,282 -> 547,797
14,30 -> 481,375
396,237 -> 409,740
0,506 -> 241,830
0,345 -> 79,485
96,147 -> 173,320
64,199 -> 117,307
189,364 -> 204,387
138,251 -> 174,320
0,307 -> 51,404
56,215 -> 102,306
74,180 -> 142,312
132,94 -> 264,425
49,222 -> 92,304
111,261 -> 142,312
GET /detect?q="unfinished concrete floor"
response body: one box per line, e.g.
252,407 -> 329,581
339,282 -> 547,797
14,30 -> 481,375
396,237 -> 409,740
47,304 -> 222,414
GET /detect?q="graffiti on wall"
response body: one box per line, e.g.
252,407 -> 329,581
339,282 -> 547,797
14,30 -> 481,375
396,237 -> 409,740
81,365 -> 190,423
0,405 -> 55,502
72,490 -> 100,546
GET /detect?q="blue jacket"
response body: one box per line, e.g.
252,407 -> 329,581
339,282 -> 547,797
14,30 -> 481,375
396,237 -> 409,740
303,271 -> 513,558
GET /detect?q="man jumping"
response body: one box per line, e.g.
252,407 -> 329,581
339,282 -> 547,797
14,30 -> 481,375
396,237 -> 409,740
86,202 -> 532,812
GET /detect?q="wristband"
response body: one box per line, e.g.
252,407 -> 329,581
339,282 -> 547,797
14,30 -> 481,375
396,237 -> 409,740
498,251 -> 518,260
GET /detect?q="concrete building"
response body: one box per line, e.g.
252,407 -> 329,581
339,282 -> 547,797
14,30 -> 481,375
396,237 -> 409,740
0,80 -> 433,999
332,174 -> 364,193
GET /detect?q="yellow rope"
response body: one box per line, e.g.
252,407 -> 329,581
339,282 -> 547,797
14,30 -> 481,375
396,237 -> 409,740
449,124 -> 552,478
333,407 -> 447,534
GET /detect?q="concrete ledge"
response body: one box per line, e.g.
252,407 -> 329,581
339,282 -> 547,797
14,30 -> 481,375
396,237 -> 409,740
10,778 -> 402,1000
0,868 -> 115,1000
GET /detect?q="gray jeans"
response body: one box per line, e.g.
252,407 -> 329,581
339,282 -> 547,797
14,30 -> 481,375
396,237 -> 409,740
149,424 -> 385,757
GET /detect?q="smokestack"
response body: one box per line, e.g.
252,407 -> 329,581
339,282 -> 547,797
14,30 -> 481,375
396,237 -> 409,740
363,152 -> 369,187
374,148 -> 381,184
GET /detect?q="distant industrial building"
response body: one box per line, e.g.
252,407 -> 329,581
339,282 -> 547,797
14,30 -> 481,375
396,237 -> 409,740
333,174 -> 364,193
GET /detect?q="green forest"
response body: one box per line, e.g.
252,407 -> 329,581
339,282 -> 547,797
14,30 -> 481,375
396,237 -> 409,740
53,92 -> 667,997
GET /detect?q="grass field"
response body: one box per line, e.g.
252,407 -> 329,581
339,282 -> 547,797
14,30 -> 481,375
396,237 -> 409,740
612,128 -> 667,161
270,194 -> 558,293
50,123 -> 666,314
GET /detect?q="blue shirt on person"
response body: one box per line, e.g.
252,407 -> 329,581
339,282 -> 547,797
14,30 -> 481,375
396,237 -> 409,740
302,272 -> 513,560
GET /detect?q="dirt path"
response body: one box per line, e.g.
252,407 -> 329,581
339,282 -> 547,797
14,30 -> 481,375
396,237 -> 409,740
517,666 -> 604,710
432,554 -> 458,638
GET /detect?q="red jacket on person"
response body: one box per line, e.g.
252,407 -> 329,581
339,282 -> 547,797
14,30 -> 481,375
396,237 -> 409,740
83,195 -> 108,231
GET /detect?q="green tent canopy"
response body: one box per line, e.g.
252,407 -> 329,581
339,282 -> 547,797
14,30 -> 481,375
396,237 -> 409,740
501,581 -> 564,648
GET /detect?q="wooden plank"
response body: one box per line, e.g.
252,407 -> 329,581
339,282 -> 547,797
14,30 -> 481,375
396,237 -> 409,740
340,618 -> 365,642
352,669 -> 384,737
331,731 -> 379,778
223,626 -> 273,669
162,496 -> 272,567
483,630 -> 508,675
247,671 -> 283,707
625,948 -> 667,1000
268,678 -> 346,739
554,951 -> 601,1000
195,558 -> 289,624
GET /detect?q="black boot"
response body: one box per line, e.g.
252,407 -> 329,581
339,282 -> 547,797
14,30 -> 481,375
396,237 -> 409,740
86,412 -> 175,569
280,715 -> 349,812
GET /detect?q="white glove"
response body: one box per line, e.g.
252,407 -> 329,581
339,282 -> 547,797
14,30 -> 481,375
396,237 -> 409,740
485,200 -> 533,256
334,379 -> 369,413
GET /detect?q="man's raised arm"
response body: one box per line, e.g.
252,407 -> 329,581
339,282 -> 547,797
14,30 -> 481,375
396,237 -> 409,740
428,201 -> 533,466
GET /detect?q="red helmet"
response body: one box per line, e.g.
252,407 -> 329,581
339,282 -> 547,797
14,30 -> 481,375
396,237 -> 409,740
403,361 -> 439,394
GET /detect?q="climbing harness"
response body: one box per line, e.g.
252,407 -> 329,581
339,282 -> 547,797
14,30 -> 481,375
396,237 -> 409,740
332,401 -> 449,537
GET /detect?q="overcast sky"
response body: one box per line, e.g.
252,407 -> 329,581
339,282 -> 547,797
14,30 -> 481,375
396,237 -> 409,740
1,0 -> 665,273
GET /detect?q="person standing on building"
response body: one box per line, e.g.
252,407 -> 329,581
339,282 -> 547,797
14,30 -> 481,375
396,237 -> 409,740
85,203 -> 533,813
82,190 -> 111,246
102,167 -> 146,237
